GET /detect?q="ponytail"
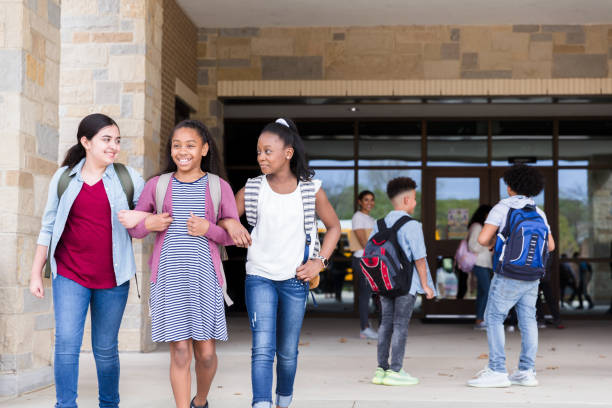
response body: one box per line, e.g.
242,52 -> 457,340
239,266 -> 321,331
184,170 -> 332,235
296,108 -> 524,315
61,143 -> 87,168
261,118 -> 314,181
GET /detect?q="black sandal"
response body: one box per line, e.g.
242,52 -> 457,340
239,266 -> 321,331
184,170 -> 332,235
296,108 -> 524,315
190,397 -> 208,408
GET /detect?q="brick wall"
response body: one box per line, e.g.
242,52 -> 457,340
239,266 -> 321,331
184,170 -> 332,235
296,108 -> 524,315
160,0 -> 197,166
0,0 -> 60,397
58,0 -> 163,355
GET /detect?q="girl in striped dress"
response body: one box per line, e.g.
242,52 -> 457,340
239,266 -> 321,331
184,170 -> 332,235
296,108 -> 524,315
118,120 -> 246,408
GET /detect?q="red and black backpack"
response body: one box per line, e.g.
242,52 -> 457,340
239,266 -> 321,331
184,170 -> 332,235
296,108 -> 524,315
359,216 -> 415,297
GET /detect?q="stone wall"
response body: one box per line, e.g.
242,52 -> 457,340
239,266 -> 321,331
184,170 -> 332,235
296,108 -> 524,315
160,0 -> 197,165
0,0 -> 60,397
58,0 -> 163,354
196,25 -> 612,84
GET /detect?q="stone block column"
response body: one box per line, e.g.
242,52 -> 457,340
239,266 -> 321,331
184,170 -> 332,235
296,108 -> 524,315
59,0 -> 163,354
0,0 -> 61,397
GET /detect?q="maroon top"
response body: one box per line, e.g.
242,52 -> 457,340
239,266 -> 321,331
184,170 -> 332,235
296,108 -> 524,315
55,180 -> 116,289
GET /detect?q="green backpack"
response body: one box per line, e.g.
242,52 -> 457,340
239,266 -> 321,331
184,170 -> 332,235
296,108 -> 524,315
44,163 -> 134,278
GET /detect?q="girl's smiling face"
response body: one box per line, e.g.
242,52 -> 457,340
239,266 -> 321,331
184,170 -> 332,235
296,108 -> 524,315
171,127 -> 209,173
81,125 -> 120,167
256,131 -> 293,175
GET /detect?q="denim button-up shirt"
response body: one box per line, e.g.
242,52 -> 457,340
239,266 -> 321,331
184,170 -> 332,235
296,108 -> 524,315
37,158 -> 145,286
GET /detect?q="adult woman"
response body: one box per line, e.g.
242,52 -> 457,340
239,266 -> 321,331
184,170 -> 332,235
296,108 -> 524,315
29,113 -> 144,408
349,190 -> 378,339
467,204 -> 493,330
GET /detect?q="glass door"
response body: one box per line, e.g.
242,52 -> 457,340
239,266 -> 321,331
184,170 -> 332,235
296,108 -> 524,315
422,168 -> 489,317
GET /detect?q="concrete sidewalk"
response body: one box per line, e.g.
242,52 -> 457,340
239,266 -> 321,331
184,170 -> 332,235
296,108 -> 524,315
4,318 -> 611,407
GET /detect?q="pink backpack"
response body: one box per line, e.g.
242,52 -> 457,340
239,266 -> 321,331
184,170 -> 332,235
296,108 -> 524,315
455,238 -> 477,273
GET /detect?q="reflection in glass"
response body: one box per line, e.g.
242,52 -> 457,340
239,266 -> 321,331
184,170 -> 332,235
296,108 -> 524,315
559,262 -> 612,313
358,169 -> 422,220
313,169 -> 354,221
299,121 -> 354,167
359,122 -> 421,166
492,121 -> 553,166
427,121 -> 488,166
558,170 -> 612,260
310,168 -> 355,313
559,121 -> 612,166
435,177 -> 480,240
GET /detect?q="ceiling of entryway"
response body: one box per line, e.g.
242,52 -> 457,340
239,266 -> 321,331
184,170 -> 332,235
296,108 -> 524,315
176,0 -> 612,27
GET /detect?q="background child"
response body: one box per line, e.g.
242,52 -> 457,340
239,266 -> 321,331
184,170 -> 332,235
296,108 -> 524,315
119,120 -> 241,408
371,177 -> 435,387
226,118 -> 341,408
468,164 -> 555,388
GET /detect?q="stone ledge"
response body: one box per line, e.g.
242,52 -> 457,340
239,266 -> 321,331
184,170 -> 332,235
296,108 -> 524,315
218,78 -> 612,97
0,365 -> 53,398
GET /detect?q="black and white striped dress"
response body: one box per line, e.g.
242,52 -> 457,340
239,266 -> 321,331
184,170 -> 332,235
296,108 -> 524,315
150,175 -> 228,342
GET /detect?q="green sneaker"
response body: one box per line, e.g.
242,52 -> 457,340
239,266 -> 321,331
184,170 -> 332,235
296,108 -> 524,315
371,367 -> 385,385
382,369 -> 419,386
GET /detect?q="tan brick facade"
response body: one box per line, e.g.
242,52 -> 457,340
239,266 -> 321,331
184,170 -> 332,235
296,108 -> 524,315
197,24 -> 612,99
160,0 -> 197,166
58,0 -> 164,357
0,0 -> 60,397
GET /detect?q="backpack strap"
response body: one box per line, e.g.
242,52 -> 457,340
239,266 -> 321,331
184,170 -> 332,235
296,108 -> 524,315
244,175 -> 263,227
207,173 -> 229,262
299,180 -> 318,262
207,173 -> 232,306
390,215 -> 413,232
56,167 -> 73,199
155,173 -> 173,214
113,163 -> 135,210
208,173 -> 221,221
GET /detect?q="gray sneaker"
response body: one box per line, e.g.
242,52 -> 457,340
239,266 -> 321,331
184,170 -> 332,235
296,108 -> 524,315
360,327 -> 378,340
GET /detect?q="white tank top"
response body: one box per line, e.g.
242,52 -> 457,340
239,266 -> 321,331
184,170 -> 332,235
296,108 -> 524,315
246,176 -> 321,281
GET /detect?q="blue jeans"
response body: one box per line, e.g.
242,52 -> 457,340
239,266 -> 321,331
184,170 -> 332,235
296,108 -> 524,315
245,275 -> 308,408
484,274 -> 539,373
52,274 -> 130,408
472,266 -> 492,321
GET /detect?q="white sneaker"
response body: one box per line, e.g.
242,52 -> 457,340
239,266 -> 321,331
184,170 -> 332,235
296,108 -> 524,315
467,367 -> 511,388
360,327 -> 378,340
506,325 -> 516,333
473,321 -> 487,331
509,369 -> 538,386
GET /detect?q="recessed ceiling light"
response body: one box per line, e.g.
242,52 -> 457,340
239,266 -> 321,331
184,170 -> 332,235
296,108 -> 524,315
349,106 -> 358,112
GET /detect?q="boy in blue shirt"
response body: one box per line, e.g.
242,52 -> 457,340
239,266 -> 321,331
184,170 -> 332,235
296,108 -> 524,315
468,164 -> 555,388
371,177 -> 436,386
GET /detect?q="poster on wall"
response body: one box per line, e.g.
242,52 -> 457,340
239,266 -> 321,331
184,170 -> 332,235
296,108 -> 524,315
448,208 -> 469,239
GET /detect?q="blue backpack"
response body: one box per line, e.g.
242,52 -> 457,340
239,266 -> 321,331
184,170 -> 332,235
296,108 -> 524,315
493,205 -> 549,281
359,216 -> 415,297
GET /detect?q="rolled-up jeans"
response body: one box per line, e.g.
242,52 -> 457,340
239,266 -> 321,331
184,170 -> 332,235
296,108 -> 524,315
245,274 -> 308,408
485,273 -> 539,373
377,292 -> 416,372
52,274 -> 129,408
